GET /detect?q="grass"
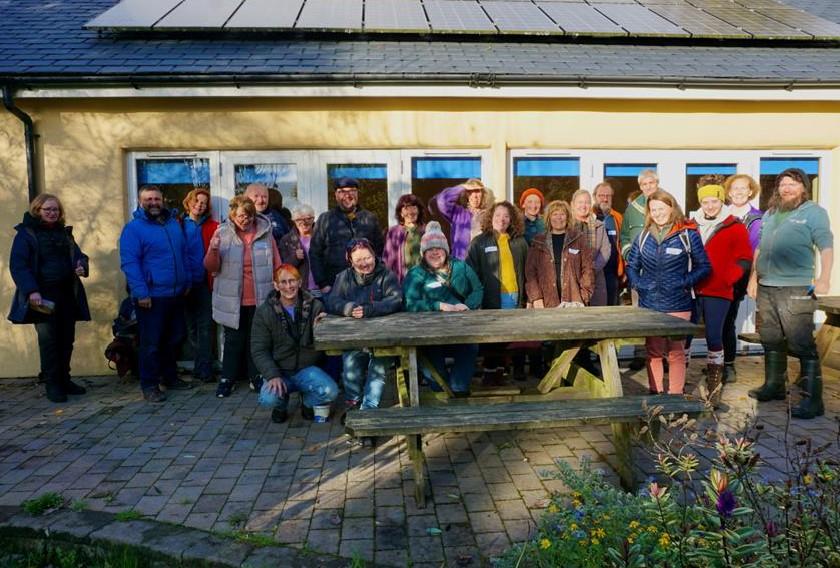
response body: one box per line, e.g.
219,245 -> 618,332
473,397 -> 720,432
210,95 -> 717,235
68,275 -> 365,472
69,499 -> 88,512
21,492 -> 64,516
218,529 -> 276,547
0,538 -> 146,568
114,509 -> 143,522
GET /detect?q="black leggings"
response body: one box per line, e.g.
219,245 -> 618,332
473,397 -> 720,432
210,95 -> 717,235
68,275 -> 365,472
221,305 -> 257,382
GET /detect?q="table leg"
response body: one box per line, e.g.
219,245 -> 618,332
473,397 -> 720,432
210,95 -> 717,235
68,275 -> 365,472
536,345 -> 581,394
407,434 -> 426,508
595,339 -> 635,490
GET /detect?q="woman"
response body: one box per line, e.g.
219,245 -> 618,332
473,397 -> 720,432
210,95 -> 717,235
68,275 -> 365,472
205,195 -> 281,398
383,194 -> 427,284
570,189 -> 612,307
722,174 -> 763,382
278,203 -> 318,295
404,221 -> 483,395
431,178 -> 493,260
691,185 -> 752,405
626,190 -> 710,395
9,194 -> 90,403
525,200 -> 594,309
327,239 -> 402,423
182,188 -> 219,383
251,264 -> 338,424
519,188 -> 546,245
467,201 -> 528,384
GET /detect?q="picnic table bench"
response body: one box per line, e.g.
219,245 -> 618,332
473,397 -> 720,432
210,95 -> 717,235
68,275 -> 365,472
315,306 -> 704,507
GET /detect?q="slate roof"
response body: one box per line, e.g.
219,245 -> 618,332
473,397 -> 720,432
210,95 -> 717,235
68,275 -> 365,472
3,0 -> 840,87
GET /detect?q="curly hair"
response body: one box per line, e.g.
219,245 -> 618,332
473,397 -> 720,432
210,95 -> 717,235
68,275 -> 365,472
394,193 -> 427,225
481,201 -> 524,238
723,174 -> 760,201
182,188 -> 213,216
455,179 -> 493,210
227,195 -> 256,220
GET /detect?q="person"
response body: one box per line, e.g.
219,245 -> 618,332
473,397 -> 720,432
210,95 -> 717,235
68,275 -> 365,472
310,177 -> 384,294
245,183 -> 289,246
747,168 -> 833,419
519,188 -> 545,245
383,194 -> 427,284
120,185 -> 194,403
525,200 -> 594,309
278,203 -> 318,295
467,201 -> 528,384
9,194 -> 90,403
592,181 -> 624,306
721,174 -> 763,381
570,189 -> 611,307
626,190 -> 710,395
181,188 -> 219,383
251,264 -> 338,424
431,178 -> 493,260
205,195 -> 282,398
403,221 -> 483,395
690,184 -> 752,406
327,239 -> 402,425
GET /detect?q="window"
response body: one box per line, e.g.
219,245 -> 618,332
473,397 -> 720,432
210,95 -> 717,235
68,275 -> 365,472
759,158 -> 820,211
135,157 -> 210,212
411,157 -> 482,210
684,164 -> 737,214
327,163 -> 390,231
603,164 -> 657,214
512,157 -> 580,205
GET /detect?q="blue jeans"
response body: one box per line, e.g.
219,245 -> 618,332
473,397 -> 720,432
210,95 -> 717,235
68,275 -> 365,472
259,366 -> 338,410
184,283 -> 214,379
342,350 -> 394,409
136,296 -> 186,391
421,344 -> 478,394
699,296 -> 731,352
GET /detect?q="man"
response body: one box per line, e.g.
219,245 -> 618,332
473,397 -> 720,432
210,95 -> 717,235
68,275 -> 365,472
592,181 -> 624,306
245,183 -> 289,246
747,168 -> 833,419
310,177 -> 385,293
120,185 -> 195,402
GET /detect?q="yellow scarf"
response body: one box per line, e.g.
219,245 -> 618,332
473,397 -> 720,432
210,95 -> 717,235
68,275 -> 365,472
497,233 -> 518,294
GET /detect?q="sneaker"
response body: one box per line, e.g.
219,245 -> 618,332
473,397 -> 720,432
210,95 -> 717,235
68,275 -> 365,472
142,387 -> 166,403
216,378 -> 235,398
250,375 -> 264,392
271,406 -> 289,424
300,404 -> 314,421
162,378 -> 194,391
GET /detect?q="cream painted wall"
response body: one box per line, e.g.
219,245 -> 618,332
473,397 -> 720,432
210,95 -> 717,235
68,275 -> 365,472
1,96 -> 840,378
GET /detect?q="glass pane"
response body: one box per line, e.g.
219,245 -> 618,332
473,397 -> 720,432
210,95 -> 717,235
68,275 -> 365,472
234,163 -> 298,210
512,157 -> 580,205
684,163 -> 737,214
759,158 -> 819,211
410,157 -> 482,211
136,158 -> 210,212
602,164 -> 657,214
327,163 -> 389,230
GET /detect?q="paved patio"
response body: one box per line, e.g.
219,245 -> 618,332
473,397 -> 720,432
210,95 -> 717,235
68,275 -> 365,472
0,357 -> 837,567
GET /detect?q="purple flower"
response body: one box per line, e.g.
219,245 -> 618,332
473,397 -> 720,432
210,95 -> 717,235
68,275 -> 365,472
716,490 -> 737,518
765,521 -> 779,538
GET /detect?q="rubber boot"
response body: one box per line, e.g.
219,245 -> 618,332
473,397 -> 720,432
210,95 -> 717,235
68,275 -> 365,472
748,347 -> 787,402
791,358 -> 824,419
723,363 -> 736,384
44,377 -> 67,403
706,364 -> 724,409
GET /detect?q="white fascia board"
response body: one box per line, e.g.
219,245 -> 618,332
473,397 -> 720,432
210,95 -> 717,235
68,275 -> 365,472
14,84 -> 840,101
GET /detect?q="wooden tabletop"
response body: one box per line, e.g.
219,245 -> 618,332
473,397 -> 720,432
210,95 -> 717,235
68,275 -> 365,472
314,306 -> 700,350
818,296 -> 840,315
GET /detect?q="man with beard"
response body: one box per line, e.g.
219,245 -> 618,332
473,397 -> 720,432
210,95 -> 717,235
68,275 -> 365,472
747,168 -> 833,419
120,185 -> 195,402
592,181 -> 623,306
310,177 -> 385,294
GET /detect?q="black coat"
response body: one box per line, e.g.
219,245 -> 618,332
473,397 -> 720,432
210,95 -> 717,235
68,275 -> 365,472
309,206 -> 384,289
326,262 -> 403,318
466,231 -> 528,309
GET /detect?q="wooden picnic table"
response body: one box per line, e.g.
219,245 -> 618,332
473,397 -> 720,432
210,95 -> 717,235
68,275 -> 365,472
315,306 -> 701,505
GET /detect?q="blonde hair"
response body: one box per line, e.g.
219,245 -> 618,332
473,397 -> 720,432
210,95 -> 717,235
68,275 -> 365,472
182,188 -> 212,215
456,179 -> 493,210
29,193 -> 65,224
723,174 -> 760,201
643,190 -> 685,231
228,195 -> 256,220
543,200 -> 572,231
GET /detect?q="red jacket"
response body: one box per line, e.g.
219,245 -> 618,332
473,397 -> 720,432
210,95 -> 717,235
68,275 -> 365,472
201,218 -> 220,289
695,215 -> 752,300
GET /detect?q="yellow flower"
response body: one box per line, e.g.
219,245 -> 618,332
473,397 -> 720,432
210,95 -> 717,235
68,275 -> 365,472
603,514 -> 611,521
647,525 -> 658,533
627,536 -> 635,544
539,538 -> 552,550
572,491 -> 581,498
592,538 -> 600,545
570,523 -> 578,531
547,504 -> 559,514
629,520 -> 640,530
579,539 -> 588,547
803,474 -> 814,485
593,528 -> 606,538
572,499 -> 582,508
659,534 -> 671,548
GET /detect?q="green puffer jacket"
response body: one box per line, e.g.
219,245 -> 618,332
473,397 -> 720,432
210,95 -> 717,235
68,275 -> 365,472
403,258 -> 484,312
250,289 -> 324,380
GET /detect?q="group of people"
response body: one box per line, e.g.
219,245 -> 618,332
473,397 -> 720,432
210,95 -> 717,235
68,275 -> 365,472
8,166 -> 832,421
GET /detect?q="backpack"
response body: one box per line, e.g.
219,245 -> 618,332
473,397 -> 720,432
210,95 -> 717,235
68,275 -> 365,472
104,336 -> 137,378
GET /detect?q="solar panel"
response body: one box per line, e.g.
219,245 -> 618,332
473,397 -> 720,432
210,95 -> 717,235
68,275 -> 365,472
753,6 -> 840,38
480,1 -> 561,33
225,0 -> 303,29
537,2 -> 625,35
85,0 -> 180,29
425,0 -> 496,32
594,4 -> 688,35
296,0 -> 362,30
155,0 -> 241,29
645,4 -> 748,37
697,4 -> 809,38
364,0 -> 429,32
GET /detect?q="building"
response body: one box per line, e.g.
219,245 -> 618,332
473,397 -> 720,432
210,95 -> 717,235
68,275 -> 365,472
1,0 -> 839,377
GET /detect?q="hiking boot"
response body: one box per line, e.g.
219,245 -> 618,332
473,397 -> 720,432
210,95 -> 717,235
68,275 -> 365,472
142,387 -> 166,403
749,347 -> 787,402
250,375 -> 264,393
216,378 -> 235,398
45,382 -> 67,403
162,377 -> 193,391
791,358 -> 824,419
271,406 -> 289,424
63,378 -> 86,396
300,405 -> 315,421
706,363 -> 724,409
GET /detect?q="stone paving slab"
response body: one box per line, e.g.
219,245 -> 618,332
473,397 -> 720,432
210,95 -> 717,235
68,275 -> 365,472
0,356 -> 837,566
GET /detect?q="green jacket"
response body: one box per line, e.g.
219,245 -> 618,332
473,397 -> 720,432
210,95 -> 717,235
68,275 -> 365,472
403,258 -> 484,312
757,201 -> 833,286
466,231 -> 528,309
620,194 -> 647,257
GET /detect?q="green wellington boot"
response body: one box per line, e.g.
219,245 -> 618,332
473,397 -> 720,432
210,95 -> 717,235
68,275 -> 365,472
748,348 -> 788,402
791,358 -> 825,419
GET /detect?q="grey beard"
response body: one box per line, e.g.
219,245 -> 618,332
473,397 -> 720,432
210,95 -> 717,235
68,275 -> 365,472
598,202 -> 611,214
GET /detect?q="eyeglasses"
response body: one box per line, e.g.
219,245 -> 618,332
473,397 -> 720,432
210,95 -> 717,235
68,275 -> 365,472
40,207 -> 60,212
336,188 -> 359,195
294,217 -> 315,224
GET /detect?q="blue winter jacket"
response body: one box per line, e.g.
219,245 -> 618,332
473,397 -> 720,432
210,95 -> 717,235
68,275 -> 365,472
183,215 -> 209,284
626,223 -> 710,313
119,208 -> 193,299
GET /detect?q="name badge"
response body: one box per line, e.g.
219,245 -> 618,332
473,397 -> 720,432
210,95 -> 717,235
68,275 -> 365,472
665,247 -> 682,255
608,230 -> 617,236
569,248 -> 580,255
484,246 -> 498,253
426,281 -> 443,289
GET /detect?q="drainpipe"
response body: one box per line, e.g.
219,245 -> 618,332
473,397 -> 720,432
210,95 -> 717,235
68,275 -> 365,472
2,85 -> 37,202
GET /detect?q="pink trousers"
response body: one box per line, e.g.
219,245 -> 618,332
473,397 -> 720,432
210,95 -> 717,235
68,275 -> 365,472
645,311 -> 692,394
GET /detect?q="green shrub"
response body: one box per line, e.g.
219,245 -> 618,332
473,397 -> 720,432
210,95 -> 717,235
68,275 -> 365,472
21,492 -> 64,516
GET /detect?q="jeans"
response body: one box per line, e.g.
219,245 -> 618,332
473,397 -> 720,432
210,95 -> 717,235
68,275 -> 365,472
342,350 -> 394,409
34,283 -> 76,385
184,283 -> 214,379
221,305 -> 257,382
421,344 -> 478,394
699,296 -> 731,352
757,285 -> 818,358
260,366 -> 339,410
723,274 -> 749,364
136,296 -> 186,391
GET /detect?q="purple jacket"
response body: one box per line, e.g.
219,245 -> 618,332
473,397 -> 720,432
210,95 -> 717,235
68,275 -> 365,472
432,185 -> 487,260
383,224 -> 425,284
736,205 -> 763,252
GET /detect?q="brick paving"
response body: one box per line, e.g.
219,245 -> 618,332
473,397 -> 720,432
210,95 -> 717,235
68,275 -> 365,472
0,357 -> 837,566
